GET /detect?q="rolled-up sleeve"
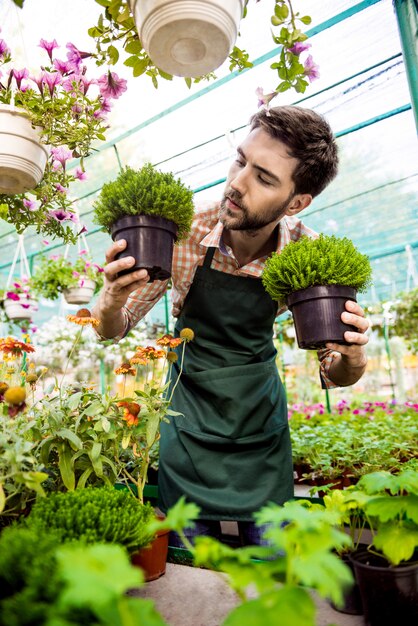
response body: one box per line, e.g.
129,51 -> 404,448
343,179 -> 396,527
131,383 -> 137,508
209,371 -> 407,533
317,347 -> 340,389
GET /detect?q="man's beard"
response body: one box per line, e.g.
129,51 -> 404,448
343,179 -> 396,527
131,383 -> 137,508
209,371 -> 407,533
219,189 -> 294,231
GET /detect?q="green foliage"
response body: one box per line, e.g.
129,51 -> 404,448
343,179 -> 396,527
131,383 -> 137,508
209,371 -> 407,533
0,413 -> 47,525
93,164 -> 195,240
344,468 -> 418,566
0,525 -> 167,626
30,255 -> 104,301
262,234 -> 373,303
192,498 -> 353,621
26,487 -> 155,552
392,287 -> 418,354
31,387 -> 124,491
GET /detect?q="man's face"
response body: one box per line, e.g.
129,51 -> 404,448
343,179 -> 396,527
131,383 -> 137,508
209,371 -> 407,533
220,128 -> 300,231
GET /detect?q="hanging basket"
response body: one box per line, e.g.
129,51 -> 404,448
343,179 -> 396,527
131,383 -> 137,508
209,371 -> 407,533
130,0 -> 245,77
0,104 -> 49,195
63,278 -> 97,305
3,297 -> 38,322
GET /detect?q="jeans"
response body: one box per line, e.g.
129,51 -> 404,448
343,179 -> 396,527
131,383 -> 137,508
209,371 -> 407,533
169,519 -> 272,548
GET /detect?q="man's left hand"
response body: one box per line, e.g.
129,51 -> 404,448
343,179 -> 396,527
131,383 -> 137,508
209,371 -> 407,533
326,300 -> 369,370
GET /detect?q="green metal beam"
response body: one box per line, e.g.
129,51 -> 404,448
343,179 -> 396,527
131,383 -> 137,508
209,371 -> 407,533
393,0 -> 418,131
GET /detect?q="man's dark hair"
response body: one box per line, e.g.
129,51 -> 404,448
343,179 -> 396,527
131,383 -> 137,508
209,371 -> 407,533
250,105 -> 339,198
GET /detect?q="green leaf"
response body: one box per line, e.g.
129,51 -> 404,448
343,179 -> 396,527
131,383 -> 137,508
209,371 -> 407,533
0,483 -> 5,513
67,392 -> 83,410
76,467 -> 94,489
146,411 -> 161,447
57,444 -> 75,490
223,587 -> 316,626
56,428 -> 83,450
125,39 -> 143,54
300,16 -> 312,25
107,44 -> 119,65
148,496 -> 200,534
55,543 -> 143,611
373,524 -> 418,565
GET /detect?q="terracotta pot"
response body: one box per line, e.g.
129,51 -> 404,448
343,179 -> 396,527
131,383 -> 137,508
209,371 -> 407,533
0,104 -> 48,194
286,285 -> 358,350
3,297 -> 38,321
111,214 -> 178,282
131,522 -> 170,582
130,0 -> 245,77
63,278 -> 96,305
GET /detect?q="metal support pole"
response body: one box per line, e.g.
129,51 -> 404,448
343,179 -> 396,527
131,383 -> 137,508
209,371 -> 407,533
325,387 -> 332,414
99,357 -> 106,394
383,316 -> 397,400
393,0 -> 418,130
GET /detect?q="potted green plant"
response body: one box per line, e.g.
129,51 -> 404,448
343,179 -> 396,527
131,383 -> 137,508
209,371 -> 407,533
262,234 -> 372,349
93,163 -> 194,281
0,36 -> 126,243
392,287 -> 418,355
31,253 -> 104,304
345,469 -> 418,626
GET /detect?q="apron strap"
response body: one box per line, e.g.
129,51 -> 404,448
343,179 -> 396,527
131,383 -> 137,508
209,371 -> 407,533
203,247 -> 216,268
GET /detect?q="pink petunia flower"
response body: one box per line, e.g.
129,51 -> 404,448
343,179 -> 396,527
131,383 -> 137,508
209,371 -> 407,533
75,167 -> 87,181
39,38 -> 59,62
289,41 -> 311,55
303,55 -> 320,83
255,87 -> 278,111
97,71 -> 127,99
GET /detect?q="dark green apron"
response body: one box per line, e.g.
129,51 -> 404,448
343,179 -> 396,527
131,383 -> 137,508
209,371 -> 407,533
158,247 -> 294,520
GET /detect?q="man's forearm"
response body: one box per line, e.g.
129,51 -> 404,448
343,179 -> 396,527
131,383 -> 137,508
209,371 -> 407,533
327,353 -> 367,387
92,297 -> 127,340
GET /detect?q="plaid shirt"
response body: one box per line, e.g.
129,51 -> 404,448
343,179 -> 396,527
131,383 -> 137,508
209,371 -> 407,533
120,202 -> 338,388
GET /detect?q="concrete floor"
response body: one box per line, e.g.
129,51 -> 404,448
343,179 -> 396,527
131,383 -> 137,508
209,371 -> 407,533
133,563 -> 365,626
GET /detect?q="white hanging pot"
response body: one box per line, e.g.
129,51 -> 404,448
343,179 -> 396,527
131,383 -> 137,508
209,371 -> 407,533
4,297 -> 38,321
130,0 -> 245,77
0,104 -> 48,194
63,278 -> 96,305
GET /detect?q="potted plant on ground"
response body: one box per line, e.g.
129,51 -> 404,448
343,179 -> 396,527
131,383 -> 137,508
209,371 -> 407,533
0,36 -> 126,243
93,163 -> 194,281
345,468 -> 418,626
30,253 -> 104,305
262,234 -> 372,349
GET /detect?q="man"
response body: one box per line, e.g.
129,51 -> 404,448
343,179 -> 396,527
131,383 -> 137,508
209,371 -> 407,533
93,105 -> 369,546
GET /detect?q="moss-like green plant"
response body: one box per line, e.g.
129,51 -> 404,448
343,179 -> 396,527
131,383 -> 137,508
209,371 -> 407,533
262,234 -> 372,303
26,486 -> 156,553
30,255 -> 104,300
93,164 -> 195,240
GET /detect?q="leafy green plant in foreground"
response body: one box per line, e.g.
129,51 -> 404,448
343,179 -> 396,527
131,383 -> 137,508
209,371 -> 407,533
262,234 -> 372,304
26,486 -> 156,553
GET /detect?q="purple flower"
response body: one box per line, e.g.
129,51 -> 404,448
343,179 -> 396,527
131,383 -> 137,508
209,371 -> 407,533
51,146 -> 73,168
79,249 -> 87,255
11,68 -> 29,89
42,70 -> 62,96
53,58 -> 73,75
255,87 -> 278,111
74,167 -> 87,181
303,55 -> 320,83
42,240 -> 50,246
97,71 -> 127,99
289,41 -> 311,56
6,292 -> 20,301
39,38 -> 59,62
23,198 -> 37,212
48,209 -> 73,222
0,39 -> 10,60
78,225 -> 88,236
66,43 -> 91,71
55,183 -> 68,194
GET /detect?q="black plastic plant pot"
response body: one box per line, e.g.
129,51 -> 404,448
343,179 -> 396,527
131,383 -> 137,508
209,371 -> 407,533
330,553 -> 363,615
286,284 -> 357,350
111,214 -> 178,282
350,548 -> 418,626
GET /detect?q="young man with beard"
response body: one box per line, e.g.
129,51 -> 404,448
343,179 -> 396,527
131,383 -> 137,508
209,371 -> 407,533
93,105 -> 369,546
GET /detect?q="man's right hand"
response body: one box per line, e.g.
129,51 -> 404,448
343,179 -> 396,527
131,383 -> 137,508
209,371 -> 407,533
100,239 -> 150,314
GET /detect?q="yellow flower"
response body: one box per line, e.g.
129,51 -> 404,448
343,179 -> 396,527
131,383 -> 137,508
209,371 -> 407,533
167,351 -> 178,363
26,373 -> 38,386
180,328 -> 195,342
4,386 -> 26,405
67,308 -> 100,328
0,381 -> 9,395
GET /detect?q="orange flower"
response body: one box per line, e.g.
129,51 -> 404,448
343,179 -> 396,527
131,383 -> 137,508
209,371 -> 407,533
130,353 -> 148,365
67,308 -> 100,328
135,346 -> 165,360
115,362 -> 136,376
118,401 -> 141,426
0,337 -> 36,356
156,334 -> 183,349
